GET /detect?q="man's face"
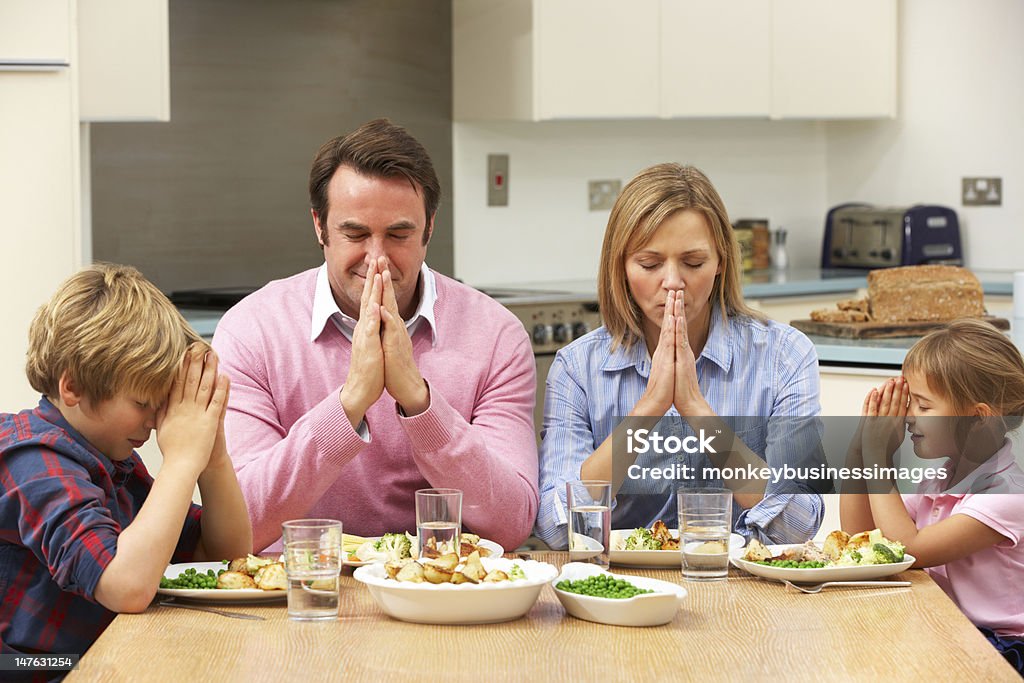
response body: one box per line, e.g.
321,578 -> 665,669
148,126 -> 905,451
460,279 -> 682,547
313,165 -> 432,319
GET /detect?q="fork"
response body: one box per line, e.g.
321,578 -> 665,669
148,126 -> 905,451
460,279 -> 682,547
159,599 -> 266,621
782,580 -> 912,594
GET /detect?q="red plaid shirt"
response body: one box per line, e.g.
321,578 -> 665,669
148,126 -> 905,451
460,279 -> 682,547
0,398 -> 202,657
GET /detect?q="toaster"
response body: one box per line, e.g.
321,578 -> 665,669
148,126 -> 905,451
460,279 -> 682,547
821,203 -> 963,269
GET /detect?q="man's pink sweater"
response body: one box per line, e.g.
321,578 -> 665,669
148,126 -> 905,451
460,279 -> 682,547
212,268 -> 539,552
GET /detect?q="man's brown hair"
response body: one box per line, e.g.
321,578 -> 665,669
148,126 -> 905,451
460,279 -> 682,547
309,118 -> 440,246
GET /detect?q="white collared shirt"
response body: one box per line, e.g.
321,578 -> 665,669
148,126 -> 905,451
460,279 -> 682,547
310,263 -> 439,345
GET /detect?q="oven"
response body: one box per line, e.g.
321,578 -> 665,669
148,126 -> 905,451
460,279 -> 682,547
474,288 -> 602,442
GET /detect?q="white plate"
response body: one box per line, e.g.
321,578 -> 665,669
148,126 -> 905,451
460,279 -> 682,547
157,562 -> 286,603
553,563 -> 687,627
729,544 -> 915,583
353,557 -> 557,624
345,537 -> 504,567
610,529 -> 746,568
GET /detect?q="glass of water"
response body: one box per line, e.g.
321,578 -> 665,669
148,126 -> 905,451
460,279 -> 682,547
415,488 -> 462,559
281,518 -> 342,620
677,488 -> 733,582
566,480 -> 611,568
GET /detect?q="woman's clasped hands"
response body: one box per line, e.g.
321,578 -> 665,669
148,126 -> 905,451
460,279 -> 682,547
638,290 -> 710,418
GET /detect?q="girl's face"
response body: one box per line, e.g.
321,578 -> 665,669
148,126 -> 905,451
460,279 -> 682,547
904,370 -> 964,459
624,209 -> 721,347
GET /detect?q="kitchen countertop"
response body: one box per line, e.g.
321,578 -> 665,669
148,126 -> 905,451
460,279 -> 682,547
182,269 -> 1019,366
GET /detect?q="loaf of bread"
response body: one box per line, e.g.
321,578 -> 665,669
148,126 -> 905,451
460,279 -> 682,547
867,265 -> 985,323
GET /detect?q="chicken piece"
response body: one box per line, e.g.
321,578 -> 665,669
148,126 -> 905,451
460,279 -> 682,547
800,541 -> 827,564
822,530 -> 850,562
651,520 -> 673,546
846,530 -> 873,551
742,538 -> 773,562
217,571 -> 258,590
253,563 -> 287,591
227,557 -> 248,573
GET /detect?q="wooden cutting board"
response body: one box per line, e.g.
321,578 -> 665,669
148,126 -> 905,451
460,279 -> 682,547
790,316 -> 1010,339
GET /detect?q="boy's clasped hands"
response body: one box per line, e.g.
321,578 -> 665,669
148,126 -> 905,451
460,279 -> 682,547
156,343 -> 231,478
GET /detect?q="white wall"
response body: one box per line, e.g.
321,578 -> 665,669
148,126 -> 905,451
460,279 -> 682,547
825,0 -> 1024,270
453,120 -> 829,285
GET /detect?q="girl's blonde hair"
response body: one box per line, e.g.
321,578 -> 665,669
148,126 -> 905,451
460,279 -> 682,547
25,263 -> 204,406
597,163 -> 762,350
903,318 -> 1024,429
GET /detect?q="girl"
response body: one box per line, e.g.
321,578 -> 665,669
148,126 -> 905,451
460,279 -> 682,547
841,318 -> 1024,674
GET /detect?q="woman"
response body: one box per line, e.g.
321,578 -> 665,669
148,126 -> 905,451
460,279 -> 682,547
534,163 -> 825,549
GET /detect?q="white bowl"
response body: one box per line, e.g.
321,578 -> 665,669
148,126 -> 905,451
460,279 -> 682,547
353,557 -> 558,624
552,563 -> 687,627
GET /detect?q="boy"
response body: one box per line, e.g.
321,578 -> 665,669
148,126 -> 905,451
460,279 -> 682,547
0,264 -> 252,658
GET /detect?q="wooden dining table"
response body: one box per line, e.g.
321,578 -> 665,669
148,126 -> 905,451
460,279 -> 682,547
66,552 -> 1017,682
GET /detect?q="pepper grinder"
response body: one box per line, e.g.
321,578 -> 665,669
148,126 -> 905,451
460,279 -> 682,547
772,228 -> 789,271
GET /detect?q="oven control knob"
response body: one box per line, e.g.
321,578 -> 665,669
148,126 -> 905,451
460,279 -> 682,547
572,322 -> 589,339
532,324 -> 552,345
552,323 -> 570,344
880,248 -> 894,260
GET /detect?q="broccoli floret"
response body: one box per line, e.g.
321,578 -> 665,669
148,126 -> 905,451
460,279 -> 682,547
850,550 -> 863,564
872,542 -> 905,564
509,564 -> 526,581
374,533 -> 413,561
624,528 -> 662,551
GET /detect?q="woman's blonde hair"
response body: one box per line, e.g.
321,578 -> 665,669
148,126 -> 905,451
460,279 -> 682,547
25,263 -> 204,406
903,318 -> 1024,429
597,163 -> 762,350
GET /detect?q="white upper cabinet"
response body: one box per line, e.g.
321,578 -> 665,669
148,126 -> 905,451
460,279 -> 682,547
660,0 -> 771,117
454,0 -> 897,120
78,0 -> 170,121
0,0 -> 72,66
772,0 -> 897,119
534,0 -> 660,119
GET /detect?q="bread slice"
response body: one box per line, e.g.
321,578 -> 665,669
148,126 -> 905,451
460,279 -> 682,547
810,308 -> 870,323
867,265 -> 985,323
837,298 -> 870,313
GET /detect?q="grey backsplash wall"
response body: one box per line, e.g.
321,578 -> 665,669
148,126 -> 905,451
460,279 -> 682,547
90,0 -> 453,294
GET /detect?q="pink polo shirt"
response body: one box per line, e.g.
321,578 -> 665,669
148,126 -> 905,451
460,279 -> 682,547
902,439 -> 1024,637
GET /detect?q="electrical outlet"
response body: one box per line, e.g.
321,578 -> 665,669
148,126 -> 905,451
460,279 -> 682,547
962,177 -> 1002,206
487,154 -> 509,207
588,179 -> 621,211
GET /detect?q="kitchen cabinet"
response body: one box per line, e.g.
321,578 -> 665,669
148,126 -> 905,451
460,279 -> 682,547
0,0 -> 72,66
78,0 -> 170,121
772,0 -> 897,119
454,0 -> 897,121
0,71 -> 82,413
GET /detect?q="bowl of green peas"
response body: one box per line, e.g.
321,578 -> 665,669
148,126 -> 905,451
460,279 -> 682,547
552,563 -> 687,627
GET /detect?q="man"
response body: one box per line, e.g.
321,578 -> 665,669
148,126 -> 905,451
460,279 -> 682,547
213,119 -> 538,552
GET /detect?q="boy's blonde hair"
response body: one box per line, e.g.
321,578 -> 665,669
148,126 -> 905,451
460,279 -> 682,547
597,163 -> 763,351
25,263 -> 203,406
903,318 -> 1024,429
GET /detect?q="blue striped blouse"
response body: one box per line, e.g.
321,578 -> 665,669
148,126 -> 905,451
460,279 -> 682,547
535,306 -> 825,549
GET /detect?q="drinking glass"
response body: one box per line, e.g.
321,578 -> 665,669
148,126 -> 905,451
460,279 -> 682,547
415,488 -> 462,559
281,518 -> 343,620
678,488 -> 733,581
566,480 -> 611,568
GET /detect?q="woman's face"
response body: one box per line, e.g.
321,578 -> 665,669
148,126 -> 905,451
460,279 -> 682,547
904,370 -> 963,459
624,209 -> 721,346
